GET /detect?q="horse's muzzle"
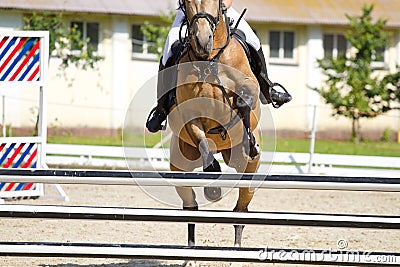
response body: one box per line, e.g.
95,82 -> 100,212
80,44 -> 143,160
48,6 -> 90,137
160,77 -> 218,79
193,23 -> 213,57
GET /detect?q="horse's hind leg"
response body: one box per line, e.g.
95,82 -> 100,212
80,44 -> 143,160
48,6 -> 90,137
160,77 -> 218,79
175,185 -> 198,246
233,188 -> 255,247
170,135 -> 201,247
222,142 -> 260,247
234,137 -> 260,247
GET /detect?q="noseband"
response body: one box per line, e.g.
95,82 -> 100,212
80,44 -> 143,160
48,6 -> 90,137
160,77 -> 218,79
180,0 -> 222,27
189,11 -> 219,34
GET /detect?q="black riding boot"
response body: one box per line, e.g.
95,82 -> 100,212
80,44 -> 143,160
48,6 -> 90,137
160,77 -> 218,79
146,60 -> 176,133
250,47 -> 292,108
146,41 -> 183,133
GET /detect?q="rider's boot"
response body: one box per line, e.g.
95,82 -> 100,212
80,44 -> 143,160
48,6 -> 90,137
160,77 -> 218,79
250,47 -> 292,108
146,60 -> 176,133
146,41 -> 183,133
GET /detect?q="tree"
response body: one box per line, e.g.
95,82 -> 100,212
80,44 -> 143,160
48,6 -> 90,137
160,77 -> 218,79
140,9 -> 177,59
314,4 -> 400,143
23,12 -> 103,70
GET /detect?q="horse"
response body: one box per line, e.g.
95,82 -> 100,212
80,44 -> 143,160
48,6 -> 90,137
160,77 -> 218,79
167,0 -> 262,248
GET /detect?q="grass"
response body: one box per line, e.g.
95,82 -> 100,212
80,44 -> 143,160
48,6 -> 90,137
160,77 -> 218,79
48,135 -> 123,146
48,134 -> 400,157
275,138 -> 400,157
48,133 -> 163,147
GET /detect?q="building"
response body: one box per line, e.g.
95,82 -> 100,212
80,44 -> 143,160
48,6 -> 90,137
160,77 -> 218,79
0,0 -> 399,139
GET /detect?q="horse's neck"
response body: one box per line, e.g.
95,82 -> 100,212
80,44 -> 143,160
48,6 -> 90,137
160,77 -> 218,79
212,14 -> 228,54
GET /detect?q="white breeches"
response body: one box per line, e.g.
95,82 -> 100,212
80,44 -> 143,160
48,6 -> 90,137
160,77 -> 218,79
162,8 -> 261,65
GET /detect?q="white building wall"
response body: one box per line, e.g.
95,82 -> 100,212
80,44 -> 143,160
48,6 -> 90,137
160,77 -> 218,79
111,16 -> 130,129
258,24 -> 309,132
0,11 -> 25,130
127,60 -> 158,130
305,25 -> 323,130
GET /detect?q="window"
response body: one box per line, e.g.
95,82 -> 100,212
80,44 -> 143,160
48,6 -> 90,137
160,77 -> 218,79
71,21 -> 100,51
323,34 -> 347,58
324,33 -> 386,65
269,30 -> 296,62
373,46 -> 386,63
131,25 -> 158,58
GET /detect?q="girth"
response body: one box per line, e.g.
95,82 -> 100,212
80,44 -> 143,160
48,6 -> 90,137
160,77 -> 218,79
207,112 -> 241,140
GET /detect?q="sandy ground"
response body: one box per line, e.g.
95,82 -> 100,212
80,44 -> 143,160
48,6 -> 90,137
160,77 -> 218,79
1,179 -> 400,267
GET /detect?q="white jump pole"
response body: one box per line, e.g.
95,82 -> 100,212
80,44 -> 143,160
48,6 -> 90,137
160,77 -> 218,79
0,169 -> 399,192
1,204 -> 400,229
1,242 -> 399,265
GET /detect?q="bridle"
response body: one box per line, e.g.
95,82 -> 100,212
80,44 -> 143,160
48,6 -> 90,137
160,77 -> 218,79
186,1 -> 221,33
179,0 -> 231,61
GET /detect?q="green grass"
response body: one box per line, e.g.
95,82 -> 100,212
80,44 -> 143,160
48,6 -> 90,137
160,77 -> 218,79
48,133 -> 164,147
48,134 -> 400,157
48,135 -> 123,146
275,138 -> 400,157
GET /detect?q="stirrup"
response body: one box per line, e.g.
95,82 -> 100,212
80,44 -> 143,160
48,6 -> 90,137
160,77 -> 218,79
146,106 -> 167,132
269,82 -> 292,108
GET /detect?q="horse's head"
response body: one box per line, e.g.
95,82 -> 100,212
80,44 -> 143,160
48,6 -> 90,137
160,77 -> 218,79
182,0 -> 222,59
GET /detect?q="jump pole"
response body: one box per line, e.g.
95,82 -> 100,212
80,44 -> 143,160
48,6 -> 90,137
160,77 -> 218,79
1,242 -> 400,266
1,204 -> 400,229
0,169 -> 399,192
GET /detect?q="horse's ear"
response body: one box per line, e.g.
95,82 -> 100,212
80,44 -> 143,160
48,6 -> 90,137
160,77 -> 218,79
179,0 -> 186,12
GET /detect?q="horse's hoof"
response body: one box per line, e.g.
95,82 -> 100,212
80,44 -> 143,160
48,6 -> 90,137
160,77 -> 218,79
204,187 -> 222,202
242,143 -> 260,161
183,260 -> 197,267
249,143 -> 260,160
203,158 -> 221,172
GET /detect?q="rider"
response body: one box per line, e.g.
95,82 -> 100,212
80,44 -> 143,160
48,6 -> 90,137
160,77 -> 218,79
146,0 -> 292,133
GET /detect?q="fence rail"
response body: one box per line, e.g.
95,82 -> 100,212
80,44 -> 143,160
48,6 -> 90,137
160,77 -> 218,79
1,204 -> 399,228
0,169 -> 399,191
45,144 -> 400,176
1,167 -> 399,265
2,242 -> 399,265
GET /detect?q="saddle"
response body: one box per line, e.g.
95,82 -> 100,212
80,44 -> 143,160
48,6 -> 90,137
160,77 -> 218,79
165,30 -> 291,110
231,29 -> 252,68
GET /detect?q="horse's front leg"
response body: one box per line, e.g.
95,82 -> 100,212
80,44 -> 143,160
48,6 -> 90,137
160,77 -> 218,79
172,163 -> 198,247
185,119 -> 221,172
170,135 -> 200,248
185,119 -> 222,202
236,86 -> 260,160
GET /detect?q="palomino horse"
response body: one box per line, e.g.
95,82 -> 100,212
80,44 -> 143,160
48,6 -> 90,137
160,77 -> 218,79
168,0 -> 261,247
